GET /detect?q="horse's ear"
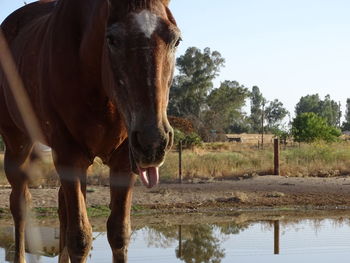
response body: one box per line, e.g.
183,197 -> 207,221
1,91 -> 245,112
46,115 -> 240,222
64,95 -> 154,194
160,0 -> 170,6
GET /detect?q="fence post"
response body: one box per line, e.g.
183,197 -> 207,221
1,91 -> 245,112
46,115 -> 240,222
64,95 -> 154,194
178,141 -> 182,184
274,138 -> 280,176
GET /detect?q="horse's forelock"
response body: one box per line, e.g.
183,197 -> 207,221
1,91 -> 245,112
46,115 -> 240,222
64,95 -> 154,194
108,0 -> 168,23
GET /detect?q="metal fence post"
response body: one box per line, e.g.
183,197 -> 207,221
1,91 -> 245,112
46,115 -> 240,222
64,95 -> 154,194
178,141 -> 182,184
274,138 -> 280,176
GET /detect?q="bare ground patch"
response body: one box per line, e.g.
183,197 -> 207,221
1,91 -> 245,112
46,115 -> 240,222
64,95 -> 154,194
1,176 -> 350,215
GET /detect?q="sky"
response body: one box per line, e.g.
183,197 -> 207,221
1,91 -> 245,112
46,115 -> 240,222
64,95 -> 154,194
1,0 -> 350,119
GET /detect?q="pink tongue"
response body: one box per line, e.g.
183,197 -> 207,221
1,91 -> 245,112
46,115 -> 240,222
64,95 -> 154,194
138,167 -> 159,188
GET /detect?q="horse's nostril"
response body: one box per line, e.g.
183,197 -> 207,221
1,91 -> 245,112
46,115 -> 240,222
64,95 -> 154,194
131,128 -> 170,163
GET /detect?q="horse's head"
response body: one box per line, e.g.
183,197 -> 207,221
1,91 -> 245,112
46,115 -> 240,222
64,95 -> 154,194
104,0 -> 180,187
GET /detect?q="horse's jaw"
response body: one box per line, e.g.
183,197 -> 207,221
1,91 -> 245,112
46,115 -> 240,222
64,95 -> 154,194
138,167 -> 159,188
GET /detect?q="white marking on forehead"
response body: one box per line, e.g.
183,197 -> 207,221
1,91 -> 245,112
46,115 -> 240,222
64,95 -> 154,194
133,10 -> 159,39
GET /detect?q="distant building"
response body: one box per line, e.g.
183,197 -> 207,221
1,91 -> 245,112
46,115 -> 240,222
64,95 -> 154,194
225,134 -> 243,143
225,133 -> 275,144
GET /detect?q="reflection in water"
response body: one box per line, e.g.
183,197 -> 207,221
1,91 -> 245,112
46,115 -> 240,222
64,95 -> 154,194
0,226 -> 59,262
175,224 -> 224,263
274,221 -> 280,255
142,221 -> 248,263
1,216 -> 350,262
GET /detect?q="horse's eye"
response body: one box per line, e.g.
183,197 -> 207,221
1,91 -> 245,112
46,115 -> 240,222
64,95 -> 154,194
106,34 -> 118,47
107,34 -> 117,47
175,37 -> 182,48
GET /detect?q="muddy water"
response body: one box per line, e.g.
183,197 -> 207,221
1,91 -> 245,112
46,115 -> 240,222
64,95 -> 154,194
1,212 -> 350,262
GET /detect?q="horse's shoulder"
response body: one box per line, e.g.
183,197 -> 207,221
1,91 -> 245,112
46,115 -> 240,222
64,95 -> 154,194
1,1 -> 56,44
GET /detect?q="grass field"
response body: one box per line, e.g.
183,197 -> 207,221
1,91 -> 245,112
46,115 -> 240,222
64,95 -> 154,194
1,141 -> 350,187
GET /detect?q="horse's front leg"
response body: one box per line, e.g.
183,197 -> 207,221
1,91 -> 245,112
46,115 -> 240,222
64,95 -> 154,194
3,135 -> 32,263
107,141 -> 136,263
58,186 -> 70,263
53,148 -> 92,263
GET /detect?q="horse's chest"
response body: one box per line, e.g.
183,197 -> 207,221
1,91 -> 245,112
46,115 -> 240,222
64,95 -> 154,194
66,105 -> 127,157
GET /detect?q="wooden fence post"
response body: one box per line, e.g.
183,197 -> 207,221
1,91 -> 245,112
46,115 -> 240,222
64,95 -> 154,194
274,138 -> 280,176
178,141 -> 182,184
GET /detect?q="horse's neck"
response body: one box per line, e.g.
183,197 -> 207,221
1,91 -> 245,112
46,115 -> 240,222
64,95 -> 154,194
47,0 -> 110,103
52,0 -> 108,78
79,0 -> 108,73
51,0 -> 107,47
53,0 -> 103,25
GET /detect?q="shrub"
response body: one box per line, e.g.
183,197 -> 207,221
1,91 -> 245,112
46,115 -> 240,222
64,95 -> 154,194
271,128 -> 290,144
291,112 -> 341,143
182,132 -> 202,148
173,129 -> 202,149
174,128 -> 186,146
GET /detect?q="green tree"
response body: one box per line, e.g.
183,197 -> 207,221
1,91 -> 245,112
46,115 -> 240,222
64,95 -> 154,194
291,112 -> 341,143
318,95 -> 341,127
295,94 -> 321,116
264,99 -> 289,130
295,94 -> 341,127
205,80 -> 250,133
168,47 -> 225,119
342,98 -> 350,131
249,86 -> 266,133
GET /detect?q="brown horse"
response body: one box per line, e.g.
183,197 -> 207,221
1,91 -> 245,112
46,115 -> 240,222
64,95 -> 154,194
0,0 -> 180,262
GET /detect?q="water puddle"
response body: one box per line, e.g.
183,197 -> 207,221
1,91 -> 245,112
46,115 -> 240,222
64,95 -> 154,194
1,212 -> 350,262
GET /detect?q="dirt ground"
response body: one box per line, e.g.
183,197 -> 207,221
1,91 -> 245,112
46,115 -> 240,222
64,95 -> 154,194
2,175 -> 350,213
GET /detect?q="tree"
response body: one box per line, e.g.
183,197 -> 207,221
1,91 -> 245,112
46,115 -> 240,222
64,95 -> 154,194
264,99 -> 289,130
318,95 -> 341,127
295,94 -> 321,116
228,116 -> 251,133
295,94 -> 341,127
291,112 -> 341,143
168,47 -> 225,118
342,98 -> 350,131
205,80 -> 250,133
249,86 -> 266,133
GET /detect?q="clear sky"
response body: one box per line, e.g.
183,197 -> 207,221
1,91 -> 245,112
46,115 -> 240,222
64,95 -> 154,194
1,0 -> 350,118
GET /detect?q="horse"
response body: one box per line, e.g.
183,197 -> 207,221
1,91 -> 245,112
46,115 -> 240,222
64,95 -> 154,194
0,0 -> 180,262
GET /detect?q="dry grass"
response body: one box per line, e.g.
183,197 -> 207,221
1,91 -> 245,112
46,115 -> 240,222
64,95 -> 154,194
281,142 -> 350,177
0,153 -> 110,187
1,141 -> 350,187
160,146 -> 274,180
160,141 -> 350,180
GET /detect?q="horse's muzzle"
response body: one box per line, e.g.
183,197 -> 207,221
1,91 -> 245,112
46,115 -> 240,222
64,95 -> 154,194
129,125 -> 173,188
130,127 -> 173,167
